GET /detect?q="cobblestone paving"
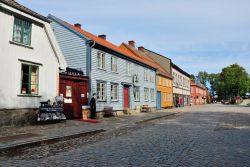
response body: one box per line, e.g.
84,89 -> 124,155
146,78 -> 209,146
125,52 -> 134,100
1,104 -> 250,167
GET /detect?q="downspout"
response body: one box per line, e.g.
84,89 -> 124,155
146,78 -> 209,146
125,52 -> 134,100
86,40 -> 95,104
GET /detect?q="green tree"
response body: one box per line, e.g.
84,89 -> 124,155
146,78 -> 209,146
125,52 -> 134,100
190,74 -> 196,81
196,71 -> 209,86
208,73 -> 220,96
218,63 -> 249,98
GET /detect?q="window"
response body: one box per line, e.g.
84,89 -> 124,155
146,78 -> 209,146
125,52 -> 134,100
150,89 -> 155,101
127,62 -> 132,75
21,64 -> 39,95
97,52 -> 105,69
150,71 -> 154,82
158,77 -> 162,85
111,83 -> 118,101
13,17 -> 32,46
134,86 -> 140,101
97,82 -> 106,101
144,69 -> 148,81
111,56 -> 117,72
144,88 -> 149,101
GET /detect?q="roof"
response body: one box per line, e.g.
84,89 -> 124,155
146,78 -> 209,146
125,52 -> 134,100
190,80 -> 207,89
171,63 -> 191,78
120,43 -> 173,79
48,16 -> 157,70
144,49 -> 172,74
0,0 -> 50,23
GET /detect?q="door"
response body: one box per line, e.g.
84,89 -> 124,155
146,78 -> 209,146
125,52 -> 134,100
59,75 -> 88,119
156,91 -> 161,110
123,86 -> 129,109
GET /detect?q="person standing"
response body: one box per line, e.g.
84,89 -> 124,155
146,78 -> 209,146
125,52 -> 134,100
90,93 -> 97,119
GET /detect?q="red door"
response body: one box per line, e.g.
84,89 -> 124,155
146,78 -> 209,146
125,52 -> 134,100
59,75 -> 88,119
123,86 -> 129,109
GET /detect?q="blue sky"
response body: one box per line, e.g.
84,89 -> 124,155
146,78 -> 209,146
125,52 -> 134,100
17,0 -> 250,75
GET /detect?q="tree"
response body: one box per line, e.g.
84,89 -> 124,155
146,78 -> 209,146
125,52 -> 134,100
190,74 -> 196,81
218,63 -> 249,98
196,71 -> 209,86
208,73 -> 220,96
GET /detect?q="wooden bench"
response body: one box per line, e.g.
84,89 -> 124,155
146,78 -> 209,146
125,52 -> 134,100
103,106 -> 117,117
141,105 -> 150,112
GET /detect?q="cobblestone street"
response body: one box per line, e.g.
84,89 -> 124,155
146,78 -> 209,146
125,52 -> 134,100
1,104 -> 250,167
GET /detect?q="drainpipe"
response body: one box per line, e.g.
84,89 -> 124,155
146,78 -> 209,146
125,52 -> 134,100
86,40 -> 95,104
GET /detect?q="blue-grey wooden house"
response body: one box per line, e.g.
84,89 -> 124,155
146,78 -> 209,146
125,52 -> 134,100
48,15 -> 157,114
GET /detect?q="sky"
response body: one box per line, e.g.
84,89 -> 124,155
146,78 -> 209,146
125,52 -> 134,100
16,0 -> 250,75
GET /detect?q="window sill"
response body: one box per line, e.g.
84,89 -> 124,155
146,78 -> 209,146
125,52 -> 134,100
111,71 -> 119,74
9,41 -> 34,49
111,100 -> 119,102
18,94 -> 42,97
97,68 -> 106,71
97,100 -> 107,102
134,100 -> 140,102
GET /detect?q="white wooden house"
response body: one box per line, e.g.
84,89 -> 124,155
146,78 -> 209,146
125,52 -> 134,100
0,0 -> 66,126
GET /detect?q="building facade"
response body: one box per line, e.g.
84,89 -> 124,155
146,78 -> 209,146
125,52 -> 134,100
0,0 -> 66,126
143,49 -> 173,109
190,81 -> 208,105
120,42 -> 173,109
172,64 -> 191,107
49,15 -> 157,114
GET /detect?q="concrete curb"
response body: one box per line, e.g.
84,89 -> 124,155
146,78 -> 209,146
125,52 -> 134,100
0,129 -> 105,155
135,112 -> 181,124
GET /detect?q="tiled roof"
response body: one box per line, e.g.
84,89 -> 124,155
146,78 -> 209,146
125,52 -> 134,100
191,80 -> 207,89
144,49 -> 172,74
63,21 -> 156,70
0,0 -> 50,23
121,43 -> 173,79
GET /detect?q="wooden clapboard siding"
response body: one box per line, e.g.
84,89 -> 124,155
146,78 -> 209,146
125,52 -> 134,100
50,21 -> 87,75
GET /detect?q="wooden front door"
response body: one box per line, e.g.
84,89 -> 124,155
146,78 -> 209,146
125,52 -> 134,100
59,75 -> 88,119
156,91 -> 162,110
123,86 -> 129,109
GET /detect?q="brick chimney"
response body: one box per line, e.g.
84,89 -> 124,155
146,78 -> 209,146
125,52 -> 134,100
138,46 -> 145,52
128,40 -> 135,48
74,23 -> 81,29
98,34 -> 106,40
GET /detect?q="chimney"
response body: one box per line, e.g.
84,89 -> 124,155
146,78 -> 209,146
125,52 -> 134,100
128,40 -> 135,48
98,34 -> 106,40
138,46 -> 145,52
74,23 -> 81,29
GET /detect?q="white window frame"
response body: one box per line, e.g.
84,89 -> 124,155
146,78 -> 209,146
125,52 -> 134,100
111,83 -> 119,101
150,89 -> 155,102
111,56 -> 118,72
127,62 -> 132,76
97,81 -> 106,101
144,88 -> 149,101
134,86 -> 140,102
97,52 -> 105,69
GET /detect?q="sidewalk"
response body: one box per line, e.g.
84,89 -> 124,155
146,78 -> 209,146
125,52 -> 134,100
0,107 -> 187,154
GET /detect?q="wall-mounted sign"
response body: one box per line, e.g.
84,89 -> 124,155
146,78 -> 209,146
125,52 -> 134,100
66,86 -> 72,97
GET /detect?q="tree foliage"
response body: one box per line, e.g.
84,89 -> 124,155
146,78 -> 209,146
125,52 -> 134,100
196,71 -> 209,86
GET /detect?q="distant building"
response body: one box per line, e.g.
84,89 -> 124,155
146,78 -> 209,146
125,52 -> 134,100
172,63 -> 191,107
190,80 -> 208,105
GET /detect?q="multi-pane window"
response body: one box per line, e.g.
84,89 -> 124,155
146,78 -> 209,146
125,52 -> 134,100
134,86 -> 140,101
21,64 -> 39,95
127,62 -> 132,75
111,83 -> 118,101
150,71 -> 154,82
150,89 -> 155,101
97,52 -> 105,69
144,69 -> 149,81
13,17 -> 32,46
144,88 -> 149,101
111,56 -> 117,72
97,82 -> 106,101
